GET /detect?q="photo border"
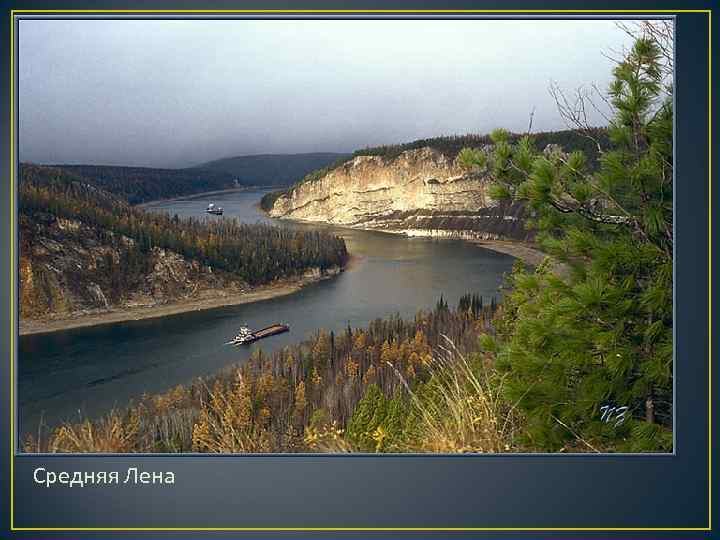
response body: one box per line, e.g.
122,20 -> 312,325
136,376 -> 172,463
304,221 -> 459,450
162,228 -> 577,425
7,7 -> 712,532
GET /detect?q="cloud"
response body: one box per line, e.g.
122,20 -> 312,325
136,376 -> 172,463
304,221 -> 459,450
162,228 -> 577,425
19,18 -> 635,168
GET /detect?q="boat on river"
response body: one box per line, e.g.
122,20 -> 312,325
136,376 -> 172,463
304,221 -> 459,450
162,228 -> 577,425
206,203 -> 224,215
226,324 -> 289,345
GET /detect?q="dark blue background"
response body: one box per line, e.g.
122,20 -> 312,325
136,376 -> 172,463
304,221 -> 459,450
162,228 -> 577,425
0,1 -> 715,537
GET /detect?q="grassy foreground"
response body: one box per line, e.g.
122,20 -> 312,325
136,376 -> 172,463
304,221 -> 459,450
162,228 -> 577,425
26,294 -> 524,453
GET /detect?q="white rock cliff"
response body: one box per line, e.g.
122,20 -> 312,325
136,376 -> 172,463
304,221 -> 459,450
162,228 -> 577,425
268,147 -> 531,241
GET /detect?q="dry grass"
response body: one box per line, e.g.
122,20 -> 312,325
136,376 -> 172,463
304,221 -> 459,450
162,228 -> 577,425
44,410 -> 141,453
393,336 -> 519,453
191,371 -> 273,453
304,421 -> 356,453
24,384 -> 202,453
24,326 -> 515,454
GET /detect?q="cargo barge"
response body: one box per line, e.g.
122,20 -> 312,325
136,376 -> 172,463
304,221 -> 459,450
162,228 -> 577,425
226,324 -> 289,346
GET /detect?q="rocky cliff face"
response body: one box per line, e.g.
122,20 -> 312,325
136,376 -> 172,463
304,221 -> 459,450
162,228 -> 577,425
268,147 -> 531,241
19,213 -> 247,321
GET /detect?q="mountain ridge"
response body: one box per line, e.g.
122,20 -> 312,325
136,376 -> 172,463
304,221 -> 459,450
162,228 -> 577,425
41,152 -> 350,205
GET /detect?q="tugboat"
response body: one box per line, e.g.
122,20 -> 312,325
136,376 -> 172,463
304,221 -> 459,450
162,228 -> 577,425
206,203 -> 224,215
225,324 -> 290,346
226,325 -> 254,345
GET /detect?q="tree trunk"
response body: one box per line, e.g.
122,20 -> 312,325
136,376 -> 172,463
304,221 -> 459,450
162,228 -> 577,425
645,388 -> 655,424
645,313 -> 655,424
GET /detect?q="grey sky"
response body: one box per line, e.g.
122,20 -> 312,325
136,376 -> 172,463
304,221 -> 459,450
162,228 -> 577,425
19,19 -> 635,168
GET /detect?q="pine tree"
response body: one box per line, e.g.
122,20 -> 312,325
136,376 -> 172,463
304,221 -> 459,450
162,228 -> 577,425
346,384 -> 388,451
460,34 -> 673,451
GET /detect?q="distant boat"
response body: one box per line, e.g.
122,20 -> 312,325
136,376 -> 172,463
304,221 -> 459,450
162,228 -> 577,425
206,203 -> 223,215
225,324 -> 289,346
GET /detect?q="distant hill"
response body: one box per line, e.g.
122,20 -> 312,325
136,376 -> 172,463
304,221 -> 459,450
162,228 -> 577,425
49,164 -> 238,205
198,152 -> 350,188
47,153 -> 350,205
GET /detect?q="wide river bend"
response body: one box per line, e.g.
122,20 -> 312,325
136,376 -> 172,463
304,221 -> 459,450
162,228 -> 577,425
19,189 -> 515,438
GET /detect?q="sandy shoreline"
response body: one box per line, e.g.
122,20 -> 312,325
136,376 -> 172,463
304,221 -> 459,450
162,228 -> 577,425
19,269 -> 343,337
472,239 -> 570,276
470,240 -> 547,266
259,206 -> 551,268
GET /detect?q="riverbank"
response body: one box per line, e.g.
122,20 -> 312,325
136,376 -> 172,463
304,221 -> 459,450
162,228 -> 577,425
257,203 -> 553,268
471,239 -> 570,276
19,265 -> 345,337
393,228 -> 547,267
268,211 -> 554,270
470,239 -> 546,266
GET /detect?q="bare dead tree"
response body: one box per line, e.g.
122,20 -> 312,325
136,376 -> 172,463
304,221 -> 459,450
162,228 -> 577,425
526,106 -> 536,135
548,82 -> 607,154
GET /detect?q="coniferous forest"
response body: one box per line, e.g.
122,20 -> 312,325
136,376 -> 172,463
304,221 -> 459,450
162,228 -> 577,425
51,164 -> 239,205
20,164 -> 349,287
27,296 -> 504,453
350,128 -> 610,164
22,28 -> 673,454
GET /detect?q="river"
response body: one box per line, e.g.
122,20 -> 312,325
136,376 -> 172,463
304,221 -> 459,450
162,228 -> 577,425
18,189 -> 515,439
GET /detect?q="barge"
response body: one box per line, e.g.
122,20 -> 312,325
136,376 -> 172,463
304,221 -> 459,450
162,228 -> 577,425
226,324 -> 289,346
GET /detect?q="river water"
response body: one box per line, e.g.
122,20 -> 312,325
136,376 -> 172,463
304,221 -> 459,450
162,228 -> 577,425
18,189 -> 515,438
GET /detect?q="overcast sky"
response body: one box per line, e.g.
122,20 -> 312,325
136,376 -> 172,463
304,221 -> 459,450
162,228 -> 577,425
19,19 -> 636,168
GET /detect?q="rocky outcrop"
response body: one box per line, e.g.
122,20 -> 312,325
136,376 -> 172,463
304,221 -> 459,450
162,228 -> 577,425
19,213 -> 248,321
268,147 -> 532,241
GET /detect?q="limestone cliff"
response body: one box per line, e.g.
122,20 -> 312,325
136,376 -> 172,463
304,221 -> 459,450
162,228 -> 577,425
268,147 -> 531,241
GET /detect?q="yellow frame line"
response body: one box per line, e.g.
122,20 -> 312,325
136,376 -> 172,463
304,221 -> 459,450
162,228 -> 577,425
8,8 -> 711,13
9,7 -> 14,533
9,527 -> 714,532
8,8 -> 712,533
708,8 -> 713,532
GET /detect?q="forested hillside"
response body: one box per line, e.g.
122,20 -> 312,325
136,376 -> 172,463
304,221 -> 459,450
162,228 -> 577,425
198,152 -> 350,187
48,153 -> 349,205
52,164 -> 238,205
19,164 -> 348,319
351,128 -> 609,164
29,296 -> 504,453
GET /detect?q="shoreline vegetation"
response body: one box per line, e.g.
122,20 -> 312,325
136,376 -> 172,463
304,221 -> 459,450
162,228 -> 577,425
20,263 -> 346,337
137,186 -> 553,273
256,200 -> 556,266
18,228 -> 547,338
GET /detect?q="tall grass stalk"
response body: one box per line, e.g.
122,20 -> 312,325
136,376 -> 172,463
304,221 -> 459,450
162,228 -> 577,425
391,336 -> 519,453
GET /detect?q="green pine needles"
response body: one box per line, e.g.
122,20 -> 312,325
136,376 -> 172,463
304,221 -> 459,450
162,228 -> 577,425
461,35 -> 673,452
